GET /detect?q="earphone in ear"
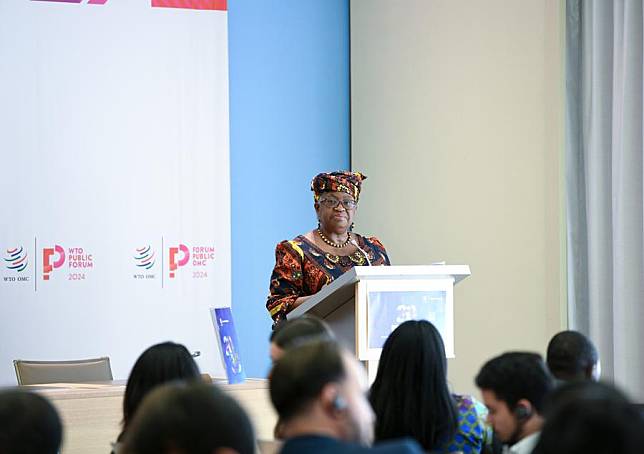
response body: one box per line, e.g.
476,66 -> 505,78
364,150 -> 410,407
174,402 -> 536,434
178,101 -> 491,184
514,405 -> 531,420
332,394 -> 347,411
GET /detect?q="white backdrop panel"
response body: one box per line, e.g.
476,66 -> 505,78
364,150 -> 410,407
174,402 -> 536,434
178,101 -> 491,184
0,0 -> 230,384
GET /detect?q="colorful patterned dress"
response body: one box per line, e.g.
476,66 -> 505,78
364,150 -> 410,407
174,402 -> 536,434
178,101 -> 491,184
266,234 -> 390,322
436,395 -> 494,454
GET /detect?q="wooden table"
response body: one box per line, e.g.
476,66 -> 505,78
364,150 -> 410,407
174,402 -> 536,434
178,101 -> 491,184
28,379 -> 277,454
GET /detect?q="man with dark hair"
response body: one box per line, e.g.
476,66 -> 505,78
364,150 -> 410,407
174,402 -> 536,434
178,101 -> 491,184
121,382 -> 255,454
269,315 -> 334,362
546,330 -> 600,382
270,340 -> 423,454
533,381 -> 644,454
475,352 -> 554,454
0,389 -> 62,454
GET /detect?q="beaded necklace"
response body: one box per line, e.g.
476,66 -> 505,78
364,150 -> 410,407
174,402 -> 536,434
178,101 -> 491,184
317,228 -> 351,248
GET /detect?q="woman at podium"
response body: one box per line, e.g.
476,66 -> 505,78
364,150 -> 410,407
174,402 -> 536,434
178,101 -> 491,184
266,171 -> 390,324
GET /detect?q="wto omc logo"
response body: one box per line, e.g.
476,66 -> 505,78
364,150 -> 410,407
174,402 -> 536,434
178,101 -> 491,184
42,245 -> 65,280
4,247 -> 28,272
134,246 -> 156,270
169,244 -> 189,278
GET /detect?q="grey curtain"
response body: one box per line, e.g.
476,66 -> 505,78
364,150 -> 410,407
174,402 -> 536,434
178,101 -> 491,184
566,0 -> 644,399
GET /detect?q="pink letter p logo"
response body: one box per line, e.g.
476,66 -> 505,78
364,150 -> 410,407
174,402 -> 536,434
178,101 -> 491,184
43,245 -> 65,280
169,244 -> 190,278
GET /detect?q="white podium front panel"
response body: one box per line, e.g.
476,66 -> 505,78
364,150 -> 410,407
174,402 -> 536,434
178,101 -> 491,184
356,278 -> 454,361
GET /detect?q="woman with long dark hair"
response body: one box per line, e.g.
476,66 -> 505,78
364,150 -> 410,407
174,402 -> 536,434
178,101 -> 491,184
369,320 -> 492,453
112,341 -> 201,453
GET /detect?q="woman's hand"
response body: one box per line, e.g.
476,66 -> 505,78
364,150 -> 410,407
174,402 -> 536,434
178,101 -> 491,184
292,295 -> 311,310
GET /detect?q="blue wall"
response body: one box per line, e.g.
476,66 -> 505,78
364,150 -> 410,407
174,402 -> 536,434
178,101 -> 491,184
228,1 -> 350,378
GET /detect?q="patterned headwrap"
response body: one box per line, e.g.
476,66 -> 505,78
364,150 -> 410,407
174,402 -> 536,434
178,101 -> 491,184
310,171 -> 367,202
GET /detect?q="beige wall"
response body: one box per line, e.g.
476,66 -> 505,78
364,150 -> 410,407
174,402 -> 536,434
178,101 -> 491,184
351,0 -> 566,395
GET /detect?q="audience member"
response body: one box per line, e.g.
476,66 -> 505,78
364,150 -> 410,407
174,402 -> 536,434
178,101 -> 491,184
369,320 -> 493,453
268,316 -> 335,439
475,352 -> 554,454
269,315 -> 334,362
0,389 -> 62,454
121,382 -> 255,454
546,330 -> 600,382
270,340 -> 424,454
114,342 -> 202,452
533,380 -> 644,454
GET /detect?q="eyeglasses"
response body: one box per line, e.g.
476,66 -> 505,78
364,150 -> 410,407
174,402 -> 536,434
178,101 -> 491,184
319,198 -> 357,209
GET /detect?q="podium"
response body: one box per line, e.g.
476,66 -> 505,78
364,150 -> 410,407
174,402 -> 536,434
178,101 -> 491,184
288,265 -> 470,379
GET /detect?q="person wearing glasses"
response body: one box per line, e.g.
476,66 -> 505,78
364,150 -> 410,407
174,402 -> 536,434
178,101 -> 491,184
266,171 -> 390,325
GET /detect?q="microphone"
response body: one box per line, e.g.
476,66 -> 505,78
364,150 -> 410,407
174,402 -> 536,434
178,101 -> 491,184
350,238 -> 372,266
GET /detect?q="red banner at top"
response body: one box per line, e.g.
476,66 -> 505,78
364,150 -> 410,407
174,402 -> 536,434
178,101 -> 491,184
151,0 -> 226,10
